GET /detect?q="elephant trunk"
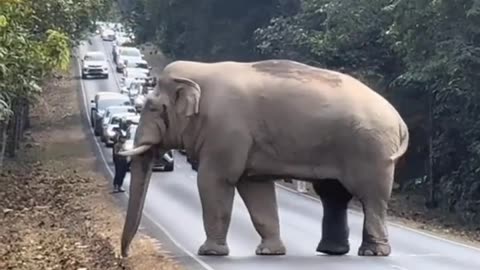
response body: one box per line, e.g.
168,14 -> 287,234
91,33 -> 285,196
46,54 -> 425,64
120,149 -> 154,257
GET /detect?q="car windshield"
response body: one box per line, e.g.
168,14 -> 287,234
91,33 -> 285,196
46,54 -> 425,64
120,49 -> 141,57
127,71 -> 147,78
98,98 -> 131,110
85,53 -> 105,61
111,117 -> 121,125
126,62 -> 148,69
108,107 -> 135,116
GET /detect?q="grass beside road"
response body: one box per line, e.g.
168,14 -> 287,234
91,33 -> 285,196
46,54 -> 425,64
0,64 -> 182,269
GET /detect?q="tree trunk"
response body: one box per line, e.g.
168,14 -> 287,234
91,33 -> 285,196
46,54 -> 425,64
426,89 -> 438,209
0,121 -> 8,169
6,102 -> 17,157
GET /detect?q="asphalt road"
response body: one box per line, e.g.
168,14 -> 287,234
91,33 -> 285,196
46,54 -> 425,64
76,35 -> 480,270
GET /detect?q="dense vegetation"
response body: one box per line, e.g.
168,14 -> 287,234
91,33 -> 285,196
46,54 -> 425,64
0,0 -> 112,162
122,0 -> 480,225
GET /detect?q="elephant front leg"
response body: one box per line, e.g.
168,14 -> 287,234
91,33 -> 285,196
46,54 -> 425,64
313,179 -> 353,255
197,166 -> 235,256
237,179 -> 286,255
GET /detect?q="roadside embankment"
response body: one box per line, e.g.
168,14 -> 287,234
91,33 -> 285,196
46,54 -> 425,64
0,63 -> 182,269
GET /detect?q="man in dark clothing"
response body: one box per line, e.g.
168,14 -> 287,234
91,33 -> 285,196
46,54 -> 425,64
112,133 -> 129,193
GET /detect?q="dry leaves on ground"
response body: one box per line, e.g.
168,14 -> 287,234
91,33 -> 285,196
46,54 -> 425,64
0,67 -> 182,270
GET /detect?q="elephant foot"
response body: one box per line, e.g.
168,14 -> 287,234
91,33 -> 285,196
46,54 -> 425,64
316,239 -> 350,255
358,241 -> 391,256
197,241 -> 229,256
255,239 -> 286,255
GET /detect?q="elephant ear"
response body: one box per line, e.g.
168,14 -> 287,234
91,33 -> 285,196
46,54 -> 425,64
172,76 -> 201,117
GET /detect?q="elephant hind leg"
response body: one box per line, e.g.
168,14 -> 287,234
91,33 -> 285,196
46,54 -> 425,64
313,179 -> 353,255
354,163 -> 395,257
237,179 -> 286,256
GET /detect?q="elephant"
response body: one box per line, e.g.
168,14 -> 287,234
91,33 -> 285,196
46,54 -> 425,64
118,59 -> 409,258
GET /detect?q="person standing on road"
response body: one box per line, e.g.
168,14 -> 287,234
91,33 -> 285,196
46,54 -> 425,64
112,134 -> 129,193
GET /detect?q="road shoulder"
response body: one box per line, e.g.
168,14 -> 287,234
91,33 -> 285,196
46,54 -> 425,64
0,63 -> 182,269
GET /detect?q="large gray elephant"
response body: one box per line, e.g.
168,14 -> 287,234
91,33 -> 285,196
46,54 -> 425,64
118,59 -> 409,258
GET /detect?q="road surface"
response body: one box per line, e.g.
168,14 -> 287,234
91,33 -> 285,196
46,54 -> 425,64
75,35 -> 480,270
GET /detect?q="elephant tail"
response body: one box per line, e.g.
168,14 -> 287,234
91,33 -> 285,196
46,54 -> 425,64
390,120 -> 409,162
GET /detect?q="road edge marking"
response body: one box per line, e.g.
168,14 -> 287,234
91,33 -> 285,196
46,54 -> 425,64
75,48 -> 215,270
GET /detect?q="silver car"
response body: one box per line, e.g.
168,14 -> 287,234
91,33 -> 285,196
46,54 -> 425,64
91,92 -> 132,136
115,47 -> 144,73
100,105 -> 136,141
101,28 -> 116,41
103,112 -> 138,147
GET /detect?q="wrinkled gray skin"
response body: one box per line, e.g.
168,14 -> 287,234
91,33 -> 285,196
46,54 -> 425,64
119,59 -> 409,258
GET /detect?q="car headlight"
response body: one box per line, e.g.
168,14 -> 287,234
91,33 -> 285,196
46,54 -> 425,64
103,66 -> 108,71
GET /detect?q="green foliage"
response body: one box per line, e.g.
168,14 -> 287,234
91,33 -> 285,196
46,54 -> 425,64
126,0 -> 480,223
0,0 -> 111,119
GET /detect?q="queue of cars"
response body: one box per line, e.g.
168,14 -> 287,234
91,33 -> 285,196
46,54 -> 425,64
85,22 -> 175,172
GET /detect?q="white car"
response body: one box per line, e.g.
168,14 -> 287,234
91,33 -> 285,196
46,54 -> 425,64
101,28 -> 116,41
133,94 -> 146,112
122,59 -> 151,77
103,111 -> 137,147
120,70 -> 148,92
81,51 -> 108,79
100,105 -> 137,141
114,32 -> 132,45
120,80 -> 143,94
115,47 -> 144,73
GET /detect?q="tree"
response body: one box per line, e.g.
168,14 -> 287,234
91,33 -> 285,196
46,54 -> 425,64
0,0 -> 111,163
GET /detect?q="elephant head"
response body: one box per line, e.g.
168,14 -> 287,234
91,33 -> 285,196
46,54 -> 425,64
118,74 -> 201,257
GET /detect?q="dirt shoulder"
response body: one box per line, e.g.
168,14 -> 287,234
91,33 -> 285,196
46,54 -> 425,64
139,43 -> 480,249
0,65 -> 182,269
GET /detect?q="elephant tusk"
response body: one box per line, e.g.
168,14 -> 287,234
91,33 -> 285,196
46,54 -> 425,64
118,145 -> 152,156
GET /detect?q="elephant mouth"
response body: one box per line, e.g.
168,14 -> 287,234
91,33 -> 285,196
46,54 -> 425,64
118,144 -> 153,156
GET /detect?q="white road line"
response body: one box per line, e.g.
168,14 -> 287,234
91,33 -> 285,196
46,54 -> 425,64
390,265 -> 408,270
75,51 -> 215,270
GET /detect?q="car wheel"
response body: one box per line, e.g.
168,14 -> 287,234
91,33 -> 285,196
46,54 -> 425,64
104,74 -> 109,79
82,73 -> 87,79
94,126 -> 100,136
90,114 -> 94,127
